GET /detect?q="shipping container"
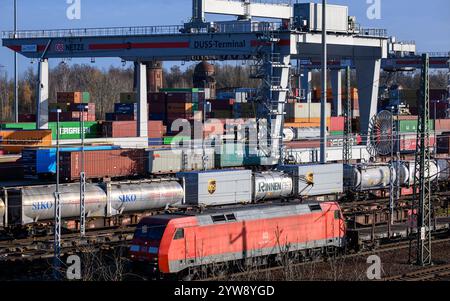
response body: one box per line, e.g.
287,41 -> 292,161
101,121 -> 164,138
399,134 -> 436,152
176,169 -> 252,206
0,130 -> 52,153
120,92 -> 137,104
294,3 -> 349,33
285,103 -> 331,120
48,122 -> 100,140
22,145 -> 120,177
57,92 -> 90,104
435,119 -> 450,132
279,163 -> 344,196
215,143 -> 245,168
148,138 -> 163,146
59,149 -> 146,182
18,114 -> 36,123
330,117 -> 345,132
437,133 -> 450,154
183,148 -> 216,171
163,136 -> 191,145
398,119 -> 434,133
147,148 -> 183,174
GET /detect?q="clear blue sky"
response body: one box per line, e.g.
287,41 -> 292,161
0,0 -> 449,78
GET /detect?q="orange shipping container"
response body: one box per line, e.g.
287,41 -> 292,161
57,92 -> 83,104
0,130 -> 52,153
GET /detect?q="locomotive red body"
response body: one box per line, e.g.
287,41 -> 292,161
129,201 -> 346,275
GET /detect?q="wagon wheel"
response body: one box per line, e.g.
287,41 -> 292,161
367,110 -> 395,157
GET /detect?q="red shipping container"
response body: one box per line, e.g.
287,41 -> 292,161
330,117 -> 345,132
399,134 -> 436,152
18,114 -> 36,122
102,121 -> 164,138
435,119 -> 450,132
59,149 -> 146,182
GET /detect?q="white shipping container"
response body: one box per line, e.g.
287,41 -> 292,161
183,148 -> 215,171
177,170 -> 252,206
279,163 -> 344,196
286,103 -> 331,119
294,3 -> 349,33
147,149 -> 183,174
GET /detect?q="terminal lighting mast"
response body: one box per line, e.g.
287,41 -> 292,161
320,0 -> 328,163
53,109 -> 62,279
411,53 -> 432,266
14,0 -> 18,122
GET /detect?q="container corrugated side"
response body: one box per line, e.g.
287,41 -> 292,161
60,149 -> 146,181
279,163 -> 343,196
147,149 -> 183,174
177,169 -> 252,206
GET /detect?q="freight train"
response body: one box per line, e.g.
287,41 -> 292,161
1,160 -> 450,232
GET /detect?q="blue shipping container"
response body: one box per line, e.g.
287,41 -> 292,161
148,138 -> 163,146
114,103 -> 137,114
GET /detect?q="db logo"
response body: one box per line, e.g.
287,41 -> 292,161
55,43 -> 65,52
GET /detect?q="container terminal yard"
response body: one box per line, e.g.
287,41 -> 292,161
0,0 -> 449,284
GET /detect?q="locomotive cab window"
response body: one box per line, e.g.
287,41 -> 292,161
174,228 -> 184,240
335,210 -> 342,220
309,204 -> 322,212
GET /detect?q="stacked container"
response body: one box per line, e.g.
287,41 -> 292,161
50,92 -> 95,122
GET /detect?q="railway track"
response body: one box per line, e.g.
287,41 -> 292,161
384,263 -> 450,281
202,237 -> 450,281
0,226 -> 135,262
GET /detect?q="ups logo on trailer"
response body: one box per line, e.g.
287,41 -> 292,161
208,180 -> 217,195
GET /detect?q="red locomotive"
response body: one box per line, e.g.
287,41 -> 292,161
129,201 -> 346,278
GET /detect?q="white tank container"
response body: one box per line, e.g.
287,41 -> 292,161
109,181 -> 184,214
345,164 -> 394,190
407,160 -> 439,183
283,128 -> 295,142
392,161 -> 410,186
436,159 -> 450,181
253,172 -> 293,201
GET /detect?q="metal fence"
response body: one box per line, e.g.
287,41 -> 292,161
2,22 -> 284,39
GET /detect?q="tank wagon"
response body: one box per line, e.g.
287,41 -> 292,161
129,201 -> 346,278
344,159 -> 445,192
2,180 -> 184,228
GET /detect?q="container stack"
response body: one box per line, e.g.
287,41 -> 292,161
285,102 -> 332,128
162,89 -> 205,125
395,115 -> 436,152
49,92 -> 95,122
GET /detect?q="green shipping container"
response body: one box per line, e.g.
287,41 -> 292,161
398,120 -> 434,133
82,92 -> 91,103
330,131 -> 344,136
48,122 -> 100,140
1,122 -> 100,140
1,123 -> 36,130
163,136 -> 191,145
